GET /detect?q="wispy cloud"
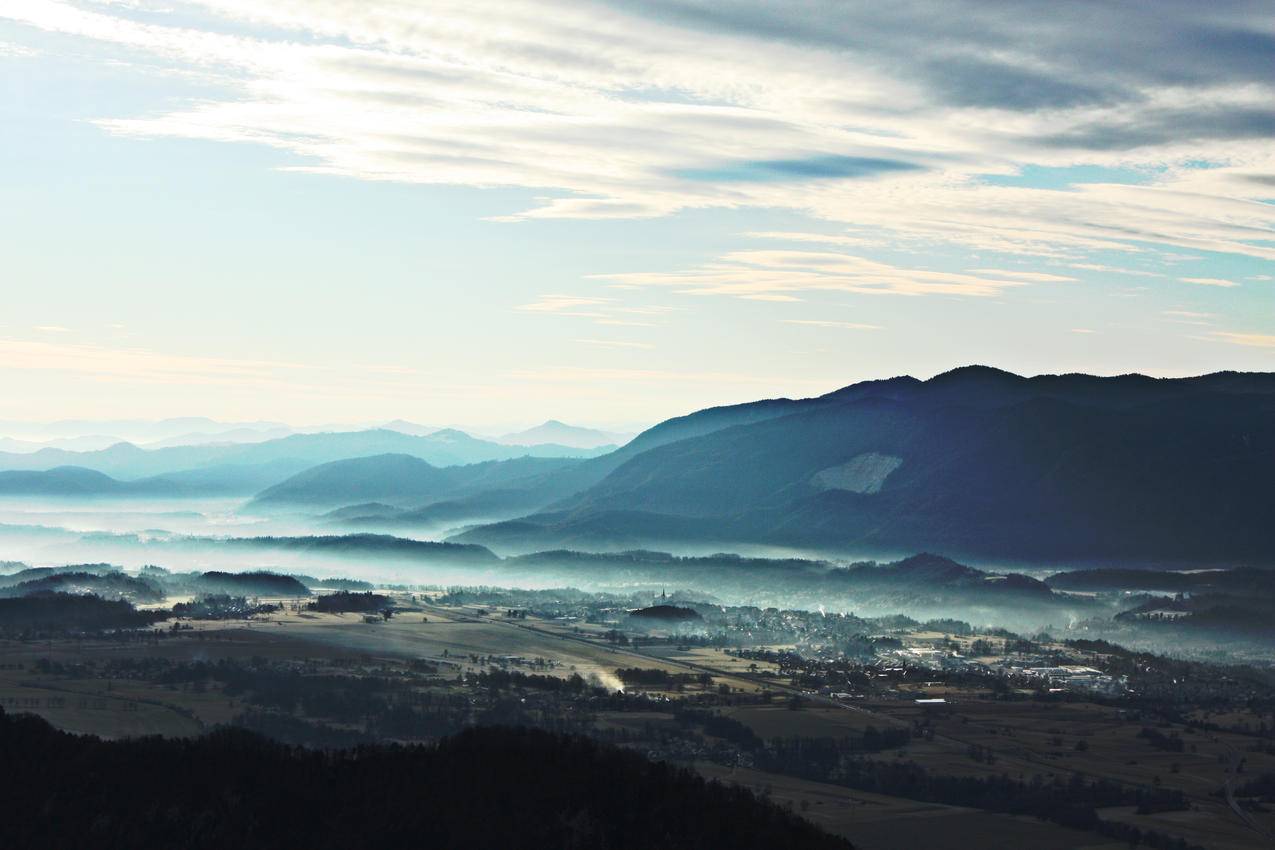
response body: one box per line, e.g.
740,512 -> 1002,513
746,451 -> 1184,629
0,40 -> 38,58
593,249 -> 1039,300
1181,277 -> 1239,288
1213,332 -> 1275,348
509,366 -> 828,388
1162,309 -> 1216,326
783,320 -> 880,330
740,231 -> 883,248
0,338 -> 300,386
4,0 -> 1275,267
966,269 -> 1075,283
518,293 -> 675,329
573,338 -> 653,350
1067,263 -> 1164,278
517,294 -> 612,315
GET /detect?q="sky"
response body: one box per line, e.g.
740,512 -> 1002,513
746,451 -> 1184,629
2,0 -> 1273,430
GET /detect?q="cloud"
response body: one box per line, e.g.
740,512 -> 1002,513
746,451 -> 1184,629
592,248 -> 1039,299
518,293 -> 674,328
0,40 -> 38,58
1213,331 -> 1275,348
921,55 -> 1115,110
509,365 -> 828,388
1181,277 -> 1239,287
0,338 -> 300,386
1041,105 -> 1275,151
1069,328 -> 1096,334
517,294 -> 612,316
783,320 -> 880,330
741,230 -> 884,248
966,269 -> 1075,283
672,155 -> 923,183
573,338 -> 654,350
1066,263 -> 1164,278
3,0 -> 1274,267
33,325 -> 72,333
1162,309 -> 1216,326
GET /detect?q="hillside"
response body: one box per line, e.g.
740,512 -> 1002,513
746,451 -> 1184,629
0,715 -> 850,850
456,367 -> 1275,564
253,453 -> 583,508
0,467 -> 184,497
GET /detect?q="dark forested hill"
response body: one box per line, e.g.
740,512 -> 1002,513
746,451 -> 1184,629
0,712 -> 851,850
456,367 -> 1275,564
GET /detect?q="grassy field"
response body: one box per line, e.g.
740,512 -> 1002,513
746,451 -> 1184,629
695,762 -> 1128,850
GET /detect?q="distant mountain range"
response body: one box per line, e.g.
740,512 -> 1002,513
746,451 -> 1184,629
0,467 -> 183,497
10,366 -> 1274,568
451,366 -> 1275,565
0,428 -> 611,493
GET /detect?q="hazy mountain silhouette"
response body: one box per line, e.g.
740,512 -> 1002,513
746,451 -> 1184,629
0,428 -> 609,480
497,420 -> 629,449
252,453 -> 583,508
380,419 -> 440,436
456,367 -> 1275,564
0,467 -> 184,497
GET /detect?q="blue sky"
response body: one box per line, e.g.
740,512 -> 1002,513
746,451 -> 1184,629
1,1 -> 1273,429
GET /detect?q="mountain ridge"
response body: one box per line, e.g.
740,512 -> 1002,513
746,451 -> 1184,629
453,367 -> 1275,564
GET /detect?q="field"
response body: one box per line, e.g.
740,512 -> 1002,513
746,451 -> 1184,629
3,595 -> 1273,849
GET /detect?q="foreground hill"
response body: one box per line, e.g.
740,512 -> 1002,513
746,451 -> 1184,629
0,714 -> 849,850
456,367 -> 1275,564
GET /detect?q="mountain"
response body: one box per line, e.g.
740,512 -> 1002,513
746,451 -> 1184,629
252,453 -> 584,508
253,454 -> 458,506
139,426 -> 295,449
0,428 -> 611,480
0,462 -> 306,498
0,435 -> 125,453
220,533 -> 499,566
455,367 -> 1275,564
0,467 -> 184,497
331,488 -> 565,529
497,420 -> 629,449
1047,566 -> 1275,596
143,459 -> 309,494
0,570 -> 164,603
380,419 -> 440,437
455,389 -> 845,515
493,549 -> 1085,624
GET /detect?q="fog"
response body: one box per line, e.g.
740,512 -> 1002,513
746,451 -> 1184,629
3,494 -> 1272,661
